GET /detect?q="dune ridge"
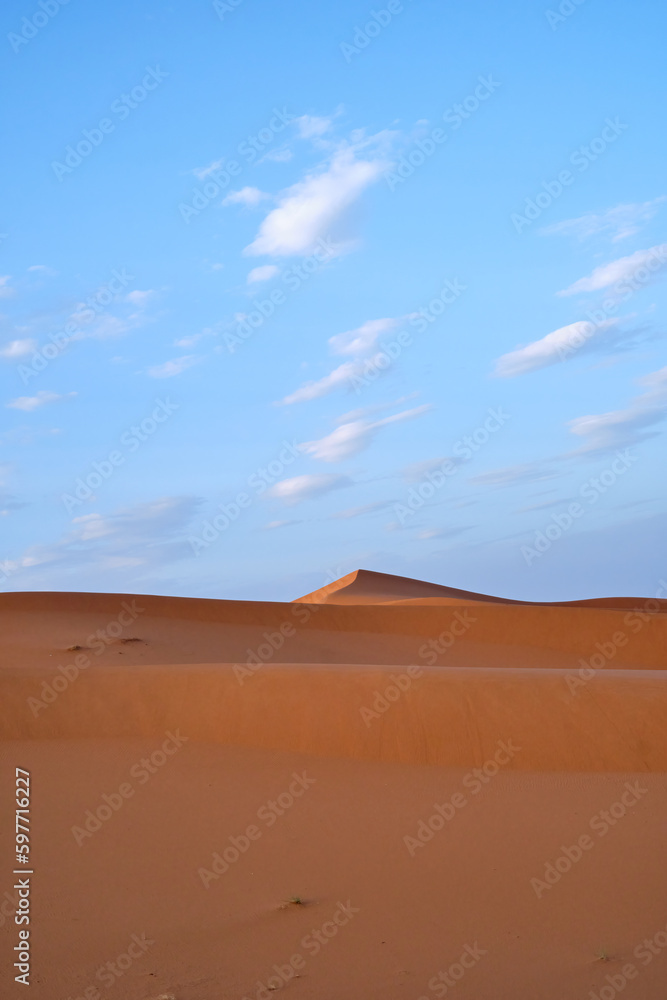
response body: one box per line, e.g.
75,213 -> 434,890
296,568 -> 666,610
2,570 -> 667,1000
1,571 -> 665,771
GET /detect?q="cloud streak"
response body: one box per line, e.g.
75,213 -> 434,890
494,319 -> 620,376
280,357 -> 382,404
558,244 -> 667,296
223,186 -> 270,207
300,405 -> 431,462
542,197 -> 666,243
147,355 -> 199,378
7,390 -> 76,412
328,317 -> 403,356
568,365 -> 667,454
267,473 -> 352,505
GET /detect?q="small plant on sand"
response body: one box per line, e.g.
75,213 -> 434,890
280,895 -> 305,908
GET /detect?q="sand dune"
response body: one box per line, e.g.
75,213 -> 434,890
293,568 -> 518,605
1,570 -> 666,998
297,568 -> 666,611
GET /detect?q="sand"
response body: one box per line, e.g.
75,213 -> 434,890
1,570 -> 666,999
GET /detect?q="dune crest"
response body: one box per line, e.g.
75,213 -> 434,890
294,568 -> 516,605
296,567 -> 667,611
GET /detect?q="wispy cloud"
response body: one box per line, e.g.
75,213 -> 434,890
300,405 -> 431,462
558,244 -> 667,296
330,501 -> 388,519
400,456 -> 459,483
244,137 -> 391,257
568,365 -> 667,454
336,394 -> 419,424
329,316 -> 402,356
125,289 -> 156,307
192,158 -> 225,181
223,186 -> 271,207
280,344 -> 410,405
1,496 -> 199,585
267,473 -> 352,505
494,319 -> 620,376
263,146 -> 293,164
0,490 -> 29,515
147,355 -> 199,378
0,338 -> 37,360
514,498 -> 570,513
0,276 -> 14,298
295,114 -> 334,139
542,197 -> 666,243
27,264 -> 57,276
280,358 -> 375,404
7,390 -> 76,412
247,264 -> 280,285
468,463 -> 556,487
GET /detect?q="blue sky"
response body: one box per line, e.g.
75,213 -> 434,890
1,0 -> 666,601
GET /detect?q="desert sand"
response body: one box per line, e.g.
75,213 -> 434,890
1,569 -> 666,999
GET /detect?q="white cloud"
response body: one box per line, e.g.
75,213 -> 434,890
300,421 -> 372,462
568,366 -> 667,453
223,186 -> 271,207
27,264 -> 57,276
192,158 -> 225,180
329,317 -> 402,356
336,394 -> 420,424
494,319 -> 620,376
147,355 -> 199,378
543,198 -> 666,243
300,405 -> 431,462
70,512 -> 115,541
263,146 -> 293,163
247,265 -> 280,285
295,114 -> 334,139
267,474 -> 352,505
244,143 -> 389,257
65,307 -> 132,341
0,338 -> 37,360
6,390 -> 75,412
174,334 -> 204,348
280,358 -> 375,404
0,276 -> 13,298
125,289 -> 155,307
174,323 -> 222,349
558,244 -> 667,296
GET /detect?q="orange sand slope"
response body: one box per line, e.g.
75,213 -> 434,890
2,571 -> 667,1000
297,567 -> 665,609
1,570 -> 665,770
